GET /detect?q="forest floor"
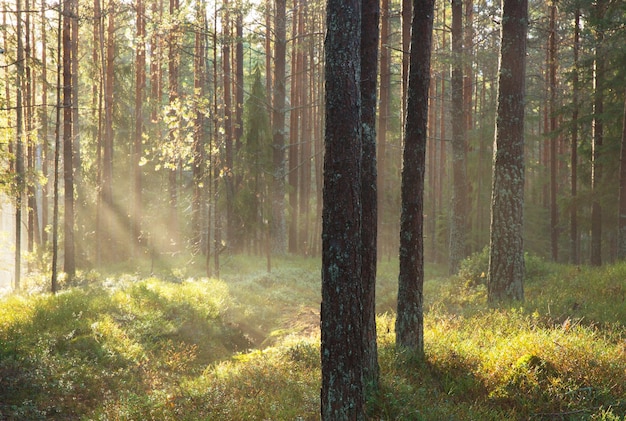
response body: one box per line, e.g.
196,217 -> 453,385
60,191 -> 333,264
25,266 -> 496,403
0,252 -> 625,420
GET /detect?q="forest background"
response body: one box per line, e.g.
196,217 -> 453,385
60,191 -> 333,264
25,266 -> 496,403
2,0 -> 626,285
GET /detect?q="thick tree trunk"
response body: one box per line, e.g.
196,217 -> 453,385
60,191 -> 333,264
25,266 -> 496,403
396,0 -> 435,353
321,0 -> 364,417
487,0 -> 528,302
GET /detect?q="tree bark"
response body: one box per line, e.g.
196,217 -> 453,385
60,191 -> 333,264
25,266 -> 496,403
618,91 -> 626,260
549,0 -> 558,262
449,0 -> 467,274
321,0 -> 364,417
271,0 -> 287,254
377,0 -> 390,259
590,0 -> 605,267
361,0 -> 380,393
487,0 -> 528,302
15,0 -> 25,289
63,0 -> 76,278
570,8 -> 580,264
132,0 -> 146,256
396,0 -> 435,353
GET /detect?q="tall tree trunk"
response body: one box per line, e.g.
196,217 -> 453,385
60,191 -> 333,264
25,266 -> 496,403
132,0 -> 145,256
52,3 -> 63,293
63,0 -> 76,278
40,0 -> 49,245
487,0 -> 528,302
234,5 -> 244,251
298,3 -> 311,255
549,0 -> 558,262
25,0 -> 37,252
378,0 -> 390,260
288,0 -> 299,254
168,0 -> 180,249
14,0 -> 25,290
192,2 -> 206,254
223,0 -> 235,251
396,0 -> 435,353
361,0 -> 379,393
401,0 -> 411,129
570,7 -> 580,264
590,0 -> 605,267
449,0 -> 467,274
271,0 -> 287,254
321,0 -> 364,416
618,92 -> 626,260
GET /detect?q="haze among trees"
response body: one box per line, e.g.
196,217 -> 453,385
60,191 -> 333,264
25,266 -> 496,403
1,0 -> 626,418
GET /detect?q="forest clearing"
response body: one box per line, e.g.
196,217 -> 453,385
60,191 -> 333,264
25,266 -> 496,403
1,254 -> 625,420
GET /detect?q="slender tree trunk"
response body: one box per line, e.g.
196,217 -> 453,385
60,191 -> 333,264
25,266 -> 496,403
223,0 -> 235,251
361,0 -> 379,393
52,4 -> 63,293
590,0 -> 605,267
168,0 -> 180,249
133,0 -> 145,256
618,91 -> 626,260
63,0 -> 76,278
570,8 -> 580,264
14,0 -> 25,290
192,3 -> 206,254
271,0 -> 287,254
396,0 -> 435,353
298,4 -> 311,255
25,0 -> 37,252
449,0 -> 467,274
549,0 -> 558,262
378,0 -> 390,259
288,0 -> 299,254
487,0 -> 528,302
40,0 -> 49,245
234,5 -> 244,251
401,0 -> 411,128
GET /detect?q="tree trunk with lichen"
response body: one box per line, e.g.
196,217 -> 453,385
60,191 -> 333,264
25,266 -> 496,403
396,0 -> 435,354
487,0 -> 528,302
321,0 -> 364,417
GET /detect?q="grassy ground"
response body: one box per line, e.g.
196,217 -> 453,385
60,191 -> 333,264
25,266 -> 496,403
0,252 -> 625,420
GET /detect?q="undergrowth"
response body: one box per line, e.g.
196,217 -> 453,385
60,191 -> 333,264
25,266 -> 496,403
0,254 -> 625,420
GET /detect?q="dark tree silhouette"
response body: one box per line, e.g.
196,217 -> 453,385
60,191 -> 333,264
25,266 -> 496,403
396,0 -> 435,353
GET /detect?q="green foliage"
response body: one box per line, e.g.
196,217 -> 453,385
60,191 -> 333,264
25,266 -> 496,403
1,257 -> 626,419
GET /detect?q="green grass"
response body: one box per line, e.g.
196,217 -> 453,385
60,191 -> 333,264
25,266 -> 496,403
1,254 -> 625,420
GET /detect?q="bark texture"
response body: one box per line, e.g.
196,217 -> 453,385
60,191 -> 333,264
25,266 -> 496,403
361,0 -> 380,392
487,0 -> 528,302
396,0 -> 435,353
321,0 -> 364,418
